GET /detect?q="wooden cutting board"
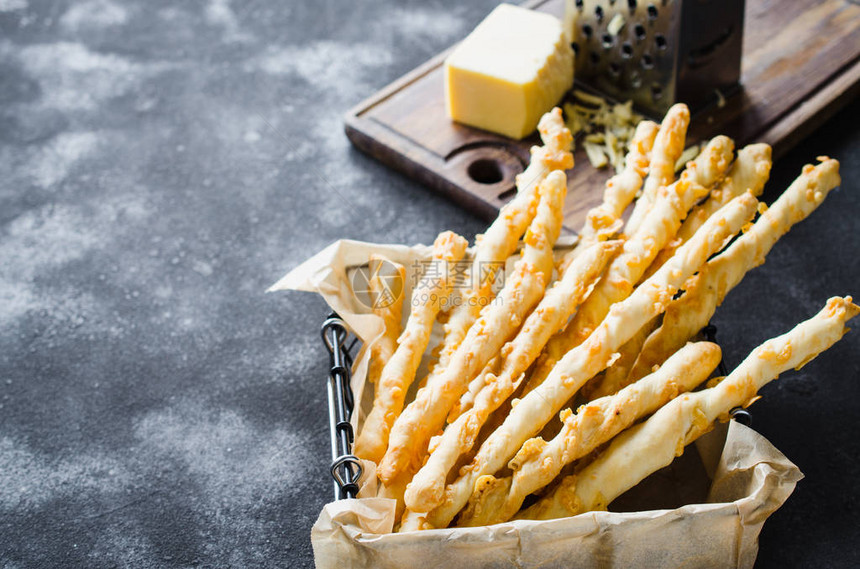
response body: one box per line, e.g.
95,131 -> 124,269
345,0 -> 860,232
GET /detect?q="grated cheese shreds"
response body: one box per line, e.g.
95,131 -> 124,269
583,141 -> 609,168
607,13 -> 625,36
674,144 -> 701,173
563,91 -> 644,173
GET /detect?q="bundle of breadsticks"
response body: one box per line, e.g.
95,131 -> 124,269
351,105 -> 855,532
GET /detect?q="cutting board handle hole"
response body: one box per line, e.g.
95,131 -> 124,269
467,158 -> 504,185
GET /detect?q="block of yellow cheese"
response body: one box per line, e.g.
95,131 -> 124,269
445,4 -> 574,140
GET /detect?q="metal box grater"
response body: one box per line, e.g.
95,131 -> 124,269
565,0 -> 745,117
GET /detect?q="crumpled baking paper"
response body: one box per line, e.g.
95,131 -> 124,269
271,239 -> 804,569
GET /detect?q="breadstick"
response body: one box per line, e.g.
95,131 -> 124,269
377,470 -> 411,523
624,104 -> 690,236
629,158 -> 841,383
522,296 -> 859,521
577,121 -> 659,244
585,315 -> 659,400
354,231 -> 468,463
525,138 -> 733,395
640,143 -> 772,284
402,240 -> 619,514
399,510 -> 430,532
448,357 -> 499,422
556,120 -> 657,277
458,341 -> 721,526
427,109 -> 573,380
366,255 -> 406,385
378,171 -> 567,484
425,192 -> 758,528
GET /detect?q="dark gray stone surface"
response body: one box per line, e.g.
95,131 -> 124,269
0,0 -> 857,567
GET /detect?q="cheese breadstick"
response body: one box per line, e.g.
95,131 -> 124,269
523,296 -> 859,521
585,315 -> 659,400
448,357 -> 499,423
402,240 -> 619,514
354,231 -> 468,463
624,104 -> 690,235
556,120 -> 657,276
365,255 -> 406,386
524,136 -> 733,396
577,120 -> 659,244
428,109 -> 573,377
378,171 -> 567,484
458,341 -> 721,526
425,192 -> 758,528
629,157 -> 841,383
639,143 -> 772,284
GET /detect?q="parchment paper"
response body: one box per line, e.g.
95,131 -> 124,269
271,239 -> 804,569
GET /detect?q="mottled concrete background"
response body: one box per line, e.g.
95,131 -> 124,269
0,0 -> 858,568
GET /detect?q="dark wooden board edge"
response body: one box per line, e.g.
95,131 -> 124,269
344,117 -> 499,222
761,57 -> 860,160
344,1 -> 860,227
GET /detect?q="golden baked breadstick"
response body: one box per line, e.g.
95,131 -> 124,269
398,509 -> 431,532
624,104 -> 690,235
585,315 -> 659,400
377,470 -> 411,523
366,255 -> 406,386
525,138 -> 733,396
556,120 -> 657,277
578,121 -> 659,244
584,137 -> 745,396
448,357 -> 499,422
425,192 -> 757,528
354,231 -> 468,463
378,171 -> 567,484
629,158 -> 841,382
425,109 -> 573,381
523,296 -> 859,521
640,143 -> 772,284
402,240 -> 619,515
458,341 -> 721,526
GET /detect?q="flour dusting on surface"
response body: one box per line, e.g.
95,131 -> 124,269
0,192 -> 151,325
29,131 -> 99,188
0,0 -> 27,11
206,0 -> 251,43
251,40 -> 393,95
135,401 -> 309,498
60,0 -> 128,30
133,400 -> 314,559
17,42 -> 172,111
384,7 -> 465,42
0,436 -> 132,512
